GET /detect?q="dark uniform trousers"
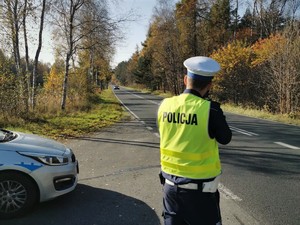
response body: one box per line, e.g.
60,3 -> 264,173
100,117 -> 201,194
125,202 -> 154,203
163,182 -> 222,225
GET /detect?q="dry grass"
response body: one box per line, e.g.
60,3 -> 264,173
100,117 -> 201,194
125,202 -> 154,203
2,89 -> 128,139
222,104 -> 300,126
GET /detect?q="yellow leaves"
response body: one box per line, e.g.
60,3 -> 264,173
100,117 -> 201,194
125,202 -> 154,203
96,58 -> 112,81
44,63 -> 64,93
251,34 -> 286,66
211,41 -> 252,73
211,34 -> 288,71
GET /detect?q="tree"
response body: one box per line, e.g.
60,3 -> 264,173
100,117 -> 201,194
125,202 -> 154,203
252,0 -> 287,38
252,32 -> 300,114
52,0 -> 124,110
0,0 -> 31,114
44,58 -> 64,96
78,0 -> 116,92
207,0 -> 231,50
176,0 -> 198,58
114,61 -> 130,85
51,0 -> 85,110
1,0 -> 22,77
126,47 -> 140,86
0,50 -> 19,117
237,7 -> 258,43
132,55 -> 153,88
211,41 -> 255,106
0,0 -> 48,113
148,0 -> 183,94
31,0 -> 46,109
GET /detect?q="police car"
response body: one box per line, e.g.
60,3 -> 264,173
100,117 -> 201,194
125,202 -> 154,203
0,129 -> 78,219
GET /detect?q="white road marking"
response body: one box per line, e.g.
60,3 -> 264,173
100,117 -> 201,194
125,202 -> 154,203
219,183 -> 242,201
147,126 -> 153,130
274,142 -> 300,150
230,126 -> 259,136
129,92 -> 160,105
113,92 -> 140,120
149,100 -> 160,105
132,93 -> 144,99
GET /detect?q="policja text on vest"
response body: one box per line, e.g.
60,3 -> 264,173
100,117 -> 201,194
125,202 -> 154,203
162,112 -> 198,125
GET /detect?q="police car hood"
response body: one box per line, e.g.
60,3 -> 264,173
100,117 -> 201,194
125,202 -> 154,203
0,132 -> 66,155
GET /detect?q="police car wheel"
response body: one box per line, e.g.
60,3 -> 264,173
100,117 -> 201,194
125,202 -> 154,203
0,172 -> 38,219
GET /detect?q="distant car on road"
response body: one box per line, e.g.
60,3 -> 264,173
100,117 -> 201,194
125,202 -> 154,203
113,85 -> 120,90
0,129 -> 78,219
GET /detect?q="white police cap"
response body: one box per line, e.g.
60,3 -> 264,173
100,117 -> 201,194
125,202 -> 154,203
183,56 -> 220,80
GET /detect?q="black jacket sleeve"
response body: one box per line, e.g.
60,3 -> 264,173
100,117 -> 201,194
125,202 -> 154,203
208,101 -> 232,145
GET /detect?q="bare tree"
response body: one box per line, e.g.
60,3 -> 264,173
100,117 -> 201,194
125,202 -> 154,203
1,0 -> 22,77
0,0 -> 48,112
51,0 -> 84,110
0,0 -> 29,115
151,0 -> 183,95
285,0 -> 300,29
253,0 -> 288,37
79,0 -> 115,88
31,0 -> 46,109
268,27 -> 300,114
51,0 -> 126,110
23,0 -> 29,73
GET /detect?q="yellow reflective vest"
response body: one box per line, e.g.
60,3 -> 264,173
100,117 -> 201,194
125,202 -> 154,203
157,93 -> 221,179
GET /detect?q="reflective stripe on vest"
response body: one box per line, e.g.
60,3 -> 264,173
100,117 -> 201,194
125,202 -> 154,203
157,94 -> 221,179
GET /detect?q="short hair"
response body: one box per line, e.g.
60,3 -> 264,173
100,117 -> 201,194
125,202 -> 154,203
187,76 -> 211,90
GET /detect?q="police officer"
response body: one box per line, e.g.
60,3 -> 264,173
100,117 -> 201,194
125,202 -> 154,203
157,56 -> 232,225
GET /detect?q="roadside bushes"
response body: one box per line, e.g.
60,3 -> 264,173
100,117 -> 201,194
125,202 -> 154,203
210,31 -> 300,116
211,41 -> 255,107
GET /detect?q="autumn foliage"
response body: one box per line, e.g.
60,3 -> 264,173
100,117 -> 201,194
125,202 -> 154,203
210,41 -> 255,106
210,33 -> 300,115
251,34 -> 286,67
0,0 -> 299,121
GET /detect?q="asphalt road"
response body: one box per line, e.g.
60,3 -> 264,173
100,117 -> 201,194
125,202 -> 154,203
2,86 -> 299,225
112,86 -> 300,225
221,113 -> 300,225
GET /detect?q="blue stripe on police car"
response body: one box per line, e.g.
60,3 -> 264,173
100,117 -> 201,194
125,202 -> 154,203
15,162 -> 43,171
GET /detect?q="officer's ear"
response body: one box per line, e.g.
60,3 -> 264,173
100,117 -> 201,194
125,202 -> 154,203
184,75 -> 188,86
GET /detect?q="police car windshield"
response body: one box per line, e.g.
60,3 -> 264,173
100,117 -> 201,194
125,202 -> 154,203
0,129 -> 16,142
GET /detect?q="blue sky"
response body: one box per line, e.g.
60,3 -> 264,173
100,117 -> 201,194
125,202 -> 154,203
110,0 -> 159,67
37,0 -> 159,67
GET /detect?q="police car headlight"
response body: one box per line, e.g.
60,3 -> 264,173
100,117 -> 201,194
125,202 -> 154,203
18,152 -> 69,166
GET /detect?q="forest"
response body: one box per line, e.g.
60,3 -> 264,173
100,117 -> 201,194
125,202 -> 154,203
0,0 -> 299,128
0,0 -> 121,125
115,0 -> 300,117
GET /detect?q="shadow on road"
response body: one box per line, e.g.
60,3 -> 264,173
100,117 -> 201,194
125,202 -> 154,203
74,136 -> 159,149
2,184 -> 161,225
220,146 -> 300,177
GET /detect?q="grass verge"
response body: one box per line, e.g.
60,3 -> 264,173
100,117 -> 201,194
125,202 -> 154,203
4,89 -> 129,140
222,104 -> 300,126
